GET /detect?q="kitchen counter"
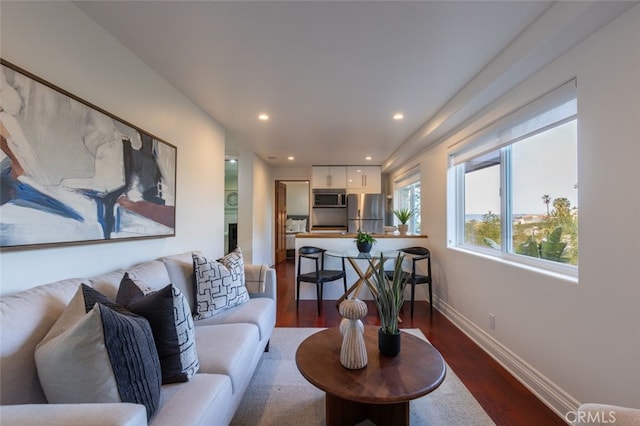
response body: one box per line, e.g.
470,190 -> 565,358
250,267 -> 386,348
309,227 -> 347,233
298,232 -> 428,239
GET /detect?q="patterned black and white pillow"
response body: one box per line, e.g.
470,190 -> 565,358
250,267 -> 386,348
116,274 -> 199,384
219,247 -> 245,287
192,248 -> 249,320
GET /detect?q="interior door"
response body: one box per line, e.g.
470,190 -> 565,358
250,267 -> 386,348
275,181 -> 287,264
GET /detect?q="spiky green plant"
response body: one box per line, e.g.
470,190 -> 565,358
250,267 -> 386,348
368,253 -> 408,335
393,208 -> 416,225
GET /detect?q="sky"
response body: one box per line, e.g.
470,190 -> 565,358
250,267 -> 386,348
465,121 -> 578,215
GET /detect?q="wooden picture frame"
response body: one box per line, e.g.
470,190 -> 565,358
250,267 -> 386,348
0,59 -> 177,250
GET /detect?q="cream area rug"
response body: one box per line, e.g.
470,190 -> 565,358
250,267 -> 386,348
230,327 -> 495,426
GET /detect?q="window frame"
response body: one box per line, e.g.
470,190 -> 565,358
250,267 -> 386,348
394,171 -> 421,234
448,81 -> 578,278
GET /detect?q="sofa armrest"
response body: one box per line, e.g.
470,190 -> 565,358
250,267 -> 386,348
245,264 -> 276,301
0,403 -> 147,426
574,403 -> 640,425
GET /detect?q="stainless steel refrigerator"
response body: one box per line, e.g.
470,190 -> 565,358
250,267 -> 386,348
347,193 -> 384,234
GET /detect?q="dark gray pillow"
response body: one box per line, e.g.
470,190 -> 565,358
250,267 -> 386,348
117,274 -> 199,384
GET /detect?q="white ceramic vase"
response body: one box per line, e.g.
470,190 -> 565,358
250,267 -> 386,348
338,298 -> 368,370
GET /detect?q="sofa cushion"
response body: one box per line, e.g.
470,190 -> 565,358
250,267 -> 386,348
152,374 -> 234,426
194,323 -> 260,393
87,260 -> 172,301
86,270 -> 124,301
194,297 -> 275,341
35,285 -> 162,419
0,403 -> 147,426
117,274 -> 199,384
192,251 -> 249,320
0,278 -> 82,405
162,251 -> 200,314
125,260 -> 172,292
244,264 -> 268,294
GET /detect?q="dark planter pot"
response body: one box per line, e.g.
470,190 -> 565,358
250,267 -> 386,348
378,328 -> 401,357
356,241 -> 372,253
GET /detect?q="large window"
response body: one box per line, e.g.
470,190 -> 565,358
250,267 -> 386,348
450,80 -> 578,273
395,173 -> 421,234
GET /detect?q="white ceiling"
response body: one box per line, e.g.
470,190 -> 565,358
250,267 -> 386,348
74,1 -> 635,170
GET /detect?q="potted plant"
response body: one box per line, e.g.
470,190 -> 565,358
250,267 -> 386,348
368,252 -> 408,356
354,230 -> 376,253
393,208 -> 415,235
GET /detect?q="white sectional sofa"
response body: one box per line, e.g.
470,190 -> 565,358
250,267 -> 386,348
0,251 -> 277,426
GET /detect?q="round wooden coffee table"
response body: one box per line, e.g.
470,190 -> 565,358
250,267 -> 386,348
295,326 -> 446,426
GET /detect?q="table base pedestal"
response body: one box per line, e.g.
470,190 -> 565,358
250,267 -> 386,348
325,393 -> 409,426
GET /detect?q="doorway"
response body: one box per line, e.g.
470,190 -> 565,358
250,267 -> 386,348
224,159 -> 238,254
275,180 -> 310,264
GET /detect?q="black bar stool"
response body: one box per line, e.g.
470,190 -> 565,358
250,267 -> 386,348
296,246 -> 347,315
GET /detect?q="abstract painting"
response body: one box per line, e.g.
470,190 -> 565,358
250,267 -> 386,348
0,60 -> 177,250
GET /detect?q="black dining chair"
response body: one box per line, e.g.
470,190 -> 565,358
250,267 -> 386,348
296,246 -> 347,315
386,247 -> 433,316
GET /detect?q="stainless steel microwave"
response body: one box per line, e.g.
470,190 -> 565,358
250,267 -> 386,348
313,191 -> 346,208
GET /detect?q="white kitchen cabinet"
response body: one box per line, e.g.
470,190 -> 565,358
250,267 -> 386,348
312,166 -> 347,189
346,166 -> 381,193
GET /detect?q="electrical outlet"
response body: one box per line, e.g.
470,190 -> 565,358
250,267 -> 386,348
489,313 -> 495,331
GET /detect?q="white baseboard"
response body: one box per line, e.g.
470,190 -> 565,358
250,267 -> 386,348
435,297 -> 580,423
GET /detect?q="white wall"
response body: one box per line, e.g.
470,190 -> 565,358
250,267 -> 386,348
272,168 -> 312,182
237,151 -> 273,266
0,2 -> 226,295
237,152 -> 255,263
251,155 -> 273,265
392,5 -> 639,414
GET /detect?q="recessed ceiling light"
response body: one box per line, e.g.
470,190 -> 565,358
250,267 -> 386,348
393,113 -> 404,120
258,113 -> 269,121
288,156 -> 294,161
365,156 -> 372,161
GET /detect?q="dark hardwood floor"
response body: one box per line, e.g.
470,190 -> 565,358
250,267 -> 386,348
275,259 -> 565,426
